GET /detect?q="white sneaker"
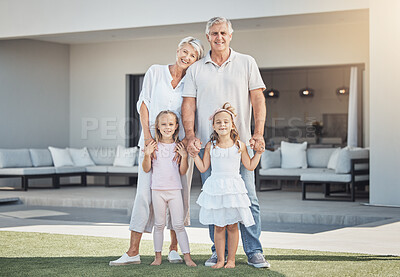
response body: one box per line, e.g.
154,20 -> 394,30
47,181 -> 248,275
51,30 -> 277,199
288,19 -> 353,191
109,253 -> 141,266
204,252 -> 218,267
167,250 -> 183,263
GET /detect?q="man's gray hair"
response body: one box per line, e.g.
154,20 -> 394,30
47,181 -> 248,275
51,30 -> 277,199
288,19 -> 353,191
178,36 -> 205,60
205,17 -> 234,35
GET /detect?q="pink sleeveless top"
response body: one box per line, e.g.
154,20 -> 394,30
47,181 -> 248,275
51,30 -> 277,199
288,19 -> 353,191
151,142 -> 182,190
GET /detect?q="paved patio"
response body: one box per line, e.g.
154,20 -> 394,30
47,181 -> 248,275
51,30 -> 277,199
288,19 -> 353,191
1,185 -> 399,256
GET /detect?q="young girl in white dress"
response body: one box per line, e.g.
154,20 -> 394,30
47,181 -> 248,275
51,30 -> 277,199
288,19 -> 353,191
193,103 -> 262,269
143,111 -> 196,267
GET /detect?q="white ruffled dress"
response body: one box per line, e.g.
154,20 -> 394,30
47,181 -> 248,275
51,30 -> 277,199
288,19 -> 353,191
196,143 -> 255,227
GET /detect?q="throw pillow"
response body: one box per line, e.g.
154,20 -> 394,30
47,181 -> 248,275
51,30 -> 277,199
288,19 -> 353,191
327,148 -> 341,170
260,149 -> 281,169
335,147 -> 369,174
0,149 -> 33,168
113,145 -> 138,167
281,141 -> 308,169
29,149 -> 53,167
88,147 -> 116,165
48,147 -> 74,167
68,147 -> 95,167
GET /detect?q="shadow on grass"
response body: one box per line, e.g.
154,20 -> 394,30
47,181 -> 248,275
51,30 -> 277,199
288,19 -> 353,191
267,254 -> 400,262
0,255 -> 284,277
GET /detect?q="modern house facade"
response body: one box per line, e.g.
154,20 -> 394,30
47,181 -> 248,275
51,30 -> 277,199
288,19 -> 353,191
0,0 -> 399,206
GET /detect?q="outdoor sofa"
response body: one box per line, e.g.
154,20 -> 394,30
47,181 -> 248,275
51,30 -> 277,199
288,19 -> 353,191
0,146 -> 139,191
256,141 -> 370,201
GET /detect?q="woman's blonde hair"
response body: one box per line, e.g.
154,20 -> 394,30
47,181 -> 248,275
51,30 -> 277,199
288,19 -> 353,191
210,102 -> 241,151
154,111 -> 180,143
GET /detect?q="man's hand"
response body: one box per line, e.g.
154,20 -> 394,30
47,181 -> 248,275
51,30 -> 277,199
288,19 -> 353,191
185,136 -> 201,157
249,133 -> 265,153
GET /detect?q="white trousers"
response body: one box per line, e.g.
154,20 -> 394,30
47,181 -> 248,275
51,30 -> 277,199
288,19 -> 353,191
129,152 -> 194,233
152,189 -> 190,253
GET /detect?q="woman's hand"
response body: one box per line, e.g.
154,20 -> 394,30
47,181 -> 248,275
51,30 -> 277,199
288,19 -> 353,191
144,140 -> 157,157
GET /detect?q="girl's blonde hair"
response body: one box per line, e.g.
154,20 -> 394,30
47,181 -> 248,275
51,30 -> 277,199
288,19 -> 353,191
210,102 -> 241,151
154,111 -> 180,143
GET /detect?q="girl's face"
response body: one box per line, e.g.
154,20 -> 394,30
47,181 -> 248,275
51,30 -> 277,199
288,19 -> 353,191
213,111 -> 233,136
157,113 -> 178,140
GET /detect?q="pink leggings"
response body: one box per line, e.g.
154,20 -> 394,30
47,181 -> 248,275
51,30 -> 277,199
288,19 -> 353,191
152,189 -> 190,254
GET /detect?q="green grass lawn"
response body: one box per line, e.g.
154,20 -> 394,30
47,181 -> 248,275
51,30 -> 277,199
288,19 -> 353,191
0,231 -> 399,277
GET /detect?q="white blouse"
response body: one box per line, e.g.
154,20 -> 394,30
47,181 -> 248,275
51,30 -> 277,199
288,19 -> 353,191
136,64 -> 185,148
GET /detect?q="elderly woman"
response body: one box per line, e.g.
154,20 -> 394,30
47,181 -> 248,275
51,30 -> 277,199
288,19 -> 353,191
110,37 -> 204,266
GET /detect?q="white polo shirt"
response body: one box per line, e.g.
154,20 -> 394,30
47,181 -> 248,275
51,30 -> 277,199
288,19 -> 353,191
136,64 -> 185,148
182,49 -> 266,147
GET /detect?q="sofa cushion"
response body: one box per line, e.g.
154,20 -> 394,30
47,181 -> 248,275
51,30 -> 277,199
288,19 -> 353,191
307,148 -> 336,168
68,147 -> 95,167
0,167 -> 55,175
335,147 -> 369,174
48,147 -> 74,167
107,166 -> 139,174
327,148 -> 341,170
260,149 -> 281,169
281,141 -> 307,169
54,166 -> 86,174
301,172 -> 351,183
259,168 -> 328,177
29,149 -> 53,167
0,149 -> 33,168
113,145 -> 139,167
85,166 -> 108,173
88,147 -> 116,165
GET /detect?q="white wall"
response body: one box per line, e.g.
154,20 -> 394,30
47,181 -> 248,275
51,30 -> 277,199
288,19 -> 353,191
69,20 -> 369,147
369,0 -> 400,206
0,39 -> 70,148
0,0 -> 369,38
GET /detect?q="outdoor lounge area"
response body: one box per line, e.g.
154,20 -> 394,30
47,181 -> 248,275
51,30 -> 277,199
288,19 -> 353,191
256,142 -> 370,201
0,146 -> 139,190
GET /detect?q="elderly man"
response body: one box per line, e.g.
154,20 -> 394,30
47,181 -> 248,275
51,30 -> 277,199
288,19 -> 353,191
182,17 -> 269,268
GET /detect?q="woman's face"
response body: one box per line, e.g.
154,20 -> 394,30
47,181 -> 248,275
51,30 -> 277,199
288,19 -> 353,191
176,43 -> 198,69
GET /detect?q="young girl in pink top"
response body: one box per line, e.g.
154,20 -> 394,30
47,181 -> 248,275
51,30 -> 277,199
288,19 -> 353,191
143,110 -> 196,267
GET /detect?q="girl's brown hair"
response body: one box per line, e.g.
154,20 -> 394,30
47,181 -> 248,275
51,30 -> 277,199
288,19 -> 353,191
210,102 -> 241,151
154,111 -> 180,143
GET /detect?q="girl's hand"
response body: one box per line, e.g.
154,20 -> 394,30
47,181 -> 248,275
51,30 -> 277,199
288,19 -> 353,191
144,138 -> 157,159
175,142 -> 188,159
144,140 -> 157,157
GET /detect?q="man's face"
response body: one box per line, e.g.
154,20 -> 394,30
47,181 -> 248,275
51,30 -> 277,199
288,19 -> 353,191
207,22 -> 232,53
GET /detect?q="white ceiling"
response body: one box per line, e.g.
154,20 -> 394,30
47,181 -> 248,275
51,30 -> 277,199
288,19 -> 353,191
23,9 -> 368,45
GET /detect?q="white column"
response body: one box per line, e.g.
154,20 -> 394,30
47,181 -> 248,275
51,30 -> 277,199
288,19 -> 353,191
369,0 -> 400,206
